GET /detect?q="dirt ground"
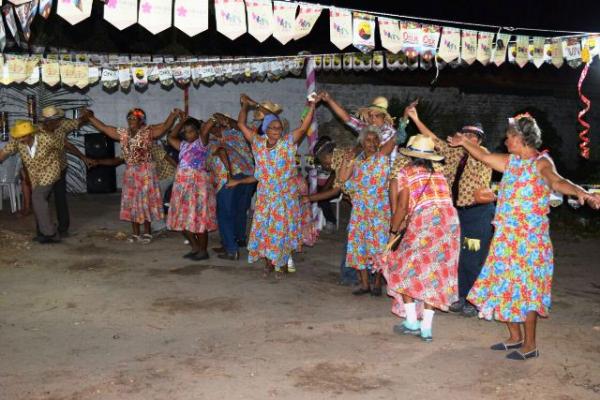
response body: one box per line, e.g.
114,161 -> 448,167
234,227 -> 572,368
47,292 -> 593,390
0,194 -> 599,400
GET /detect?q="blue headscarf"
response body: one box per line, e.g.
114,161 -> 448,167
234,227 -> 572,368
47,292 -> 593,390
261,114 -> 280,134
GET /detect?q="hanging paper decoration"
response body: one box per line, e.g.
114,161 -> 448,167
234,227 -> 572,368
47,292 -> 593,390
514,35 -> 529,68
437,26 -> 460,62
577,61 -> 591,158
132,66 -> 148,89
492,33 -> 511,66
159,65 -> 173,87
7,56 -> 27,83
550,38 -> 564,68
476,31 -> 493,65
245,0 -> 273,42
88,66 -> 100,84
272,1 -> 297,45
118,66 -> 131,89
312,55 -> 322,71
421,24 -> 441,69
0,16 -> 5,52
332,54 -> 342,71
38,0 -> 52,19
138,0 -> 173,35
8,0 -> 32,5
343,53 -> 352,70
173,65 -> 192,85
294,3 -> 321,40
400,21 -> 420,70
564,38 -> 582,68
329,7 -> 352,50
352,12 -> 375,53
56,0 -> 92,25
174,0 -> 208,36
378,17 -> 403,54
14,0 -> 38,42
25,65 -> 40,85
41,60 -> 60,86
530,37 -> 545,68
74,63 -> 89,89
372,51 -> 384,71
385,52 -> 401,70
2,5 -> 21,47
60,62 -> 77,86
103,0 -> 137,30
101,68 -> 118,89
460,30 -> 477,65
322,54 -> 331,70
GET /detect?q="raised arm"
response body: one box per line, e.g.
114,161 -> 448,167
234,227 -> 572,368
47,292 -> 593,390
167,111 -> 186,151
537,157 -> 600,208
406,106 -> 438,141
150,109 -> 180,140
319,91 -> 351,123
448,134 -> 509,173
237,94 -> 257,143
292,102 -> 317,145
199,116 -> 218,147
64,140 -> 93,168
84,109 -> 120,141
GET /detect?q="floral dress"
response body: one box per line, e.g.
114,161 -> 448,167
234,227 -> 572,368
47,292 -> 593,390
343,152 -> 390,270
167,139 -> 217,234
118,126 -> 164,224
375,165 -> 460,317
289,172 -> 319,248
247,134 -> 298,267
468,153 -> 553,322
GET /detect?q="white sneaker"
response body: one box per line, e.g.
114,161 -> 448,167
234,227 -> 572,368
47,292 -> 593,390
287,256 -> 296,273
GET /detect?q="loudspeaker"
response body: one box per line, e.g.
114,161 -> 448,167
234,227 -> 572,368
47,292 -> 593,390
85,132 -> 115,159
87,166 -> 116,194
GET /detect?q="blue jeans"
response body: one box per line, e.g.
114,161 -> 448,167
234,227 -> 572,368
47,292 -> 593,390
217,173 -> 256,254
339,236 -> 358,285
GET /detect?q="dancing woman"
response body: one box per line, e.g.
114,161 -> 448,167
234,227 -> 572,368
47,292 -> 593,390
84,108 -> 180,243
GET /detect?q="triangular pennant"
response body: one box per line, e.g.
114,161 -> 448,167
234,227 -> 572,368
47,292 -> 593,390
564,37 -> 582,68
378,17 -> 402,54
421,24 -> 441,68
8,0 -> 33,5
372,51 -> 384,71
438,27 -> 460,62
132,66 -> 148,89
60,62 -> 77,86
2,5 -> 22,47
138,0 -> 173,35
352,12 -> 375,53
245,0 -> 272,42
476,31 -> 494,65
400,21 -> 421,69
25,65 -> 40,85
272,0 -> 296,45
38,0 -> 53,19
74,63 -> 89,89
41,60 -> 60,86
293,3 -> 321,40
551,38 -> 564,68
15,0 -> 38,42
56,0 -> 92,25
119,66 -> 131,89
7,56 -> 28,83
215,0 -> 247,41
104,0 -> 138,30
460,30 -> 477,65
329,7 -> 352,50
515,35 -> 530,68
492,33 -> 511,66
88,66 -> 100,85
174,0 -> 208,37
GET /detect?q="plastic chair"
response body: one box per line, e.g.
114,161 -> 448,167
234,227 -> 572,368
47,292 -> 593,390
0,155 -> 22,213
329,192 -> 343,230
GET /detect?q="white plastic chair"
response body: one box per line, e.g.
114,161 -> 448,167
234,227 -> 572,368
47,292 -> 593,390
0,155 -> 22,213
329,192 -> 343,230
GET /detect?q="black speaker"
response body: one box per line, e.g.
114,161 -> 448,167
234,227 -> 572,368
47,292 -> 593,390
87,166 -> 116,193
85,132 -> 115,159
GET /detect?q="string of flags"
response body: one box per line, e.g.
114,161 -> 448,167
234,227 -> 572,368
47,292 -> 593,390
1,0 -> 600,70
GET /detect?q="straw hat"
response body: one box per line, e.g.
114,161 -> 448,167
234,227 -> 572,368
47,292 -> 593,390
258,100 -> 283,115
10,120 -> 37,139
358,96 -> 394,125
41,105 -> 65,121
400,134 -> 444,161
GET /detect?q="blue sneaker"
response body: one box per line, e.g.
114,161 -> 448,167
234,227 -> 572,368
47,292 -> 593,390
393,320 -> 421,336
420,328 -> 433,342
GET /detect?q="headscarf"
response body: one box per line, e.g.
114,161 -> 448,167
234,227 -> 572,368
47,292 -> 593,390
261,114 -> 280,133
127,108 -> 147,125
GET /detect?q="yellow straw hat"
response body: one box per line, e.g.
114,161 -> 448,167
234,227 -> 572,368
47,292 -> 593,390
10,120 -> 37,139
358,96 -> 394,125
41,105 -> 65,121
400,134 -> 444,161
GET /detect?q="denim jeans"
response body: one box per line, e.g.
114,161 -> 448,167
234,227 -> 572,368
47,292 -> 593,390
217,173 -> 256,253
339,235 -> 358,285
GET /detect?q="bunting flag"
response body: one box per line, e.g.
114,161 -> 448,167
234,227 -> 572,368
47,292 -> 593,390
215,0 -> 246,40
372,51 -> 384,71
378,17 -> 403,54
8,0 -> 32,5
41,60 -> 60,86
56,0 -> 92,25
245,0 -> 273,42
174,0 -> 208,36
531,37 -> 545,68
138,0 -> 173,35
476,31 -> 494,65
273,1 -> 296,45
492,33 -> 511,66
401,21 -> 420,69
0,16 -> 5,52
329,7 -> 352,50
438,26 -> 460,62
38,0 -> 52,19
2,5 -> 21,47
294,3 -> 322,40
515,35 -> 529,68
74,63 -> 89,89
461,30 -> 478,65
7,57 -> 27,82
15,0 -> 38,42
132,66 -> 148,88
352,12 -> 375,53
103,0 -> 137,30
322,54 -> 331,70
25,64 -> 40,85
564,37 -> 582,68
421,24 -> 441,67
551,38 -> 564,68
332,54 -> 342,71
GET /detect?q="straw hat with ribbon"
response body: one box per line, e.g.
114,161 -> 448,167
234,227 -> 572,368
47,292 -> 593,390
357,96 -> 394,126
258,100 -> 283,115
10,120 -> 38,139
400,134 -> 444,162
40,106 -> 65,121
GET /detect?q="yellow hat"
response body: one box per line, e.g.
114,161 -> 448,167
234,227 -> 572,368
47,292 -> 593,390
41,105 -> 65,121
357,96 -> 394,125
259,100 -> 283,115
10,120 -> 37,139
400,134 -> 444,162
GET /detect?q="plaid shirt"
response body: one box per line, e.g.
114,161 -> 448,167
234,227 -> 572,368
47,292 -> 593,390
151,143 -> 176,181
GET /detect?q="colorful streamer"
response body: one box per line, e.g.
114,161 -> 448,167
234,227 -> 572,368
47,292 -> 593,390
577,62 -> 591,159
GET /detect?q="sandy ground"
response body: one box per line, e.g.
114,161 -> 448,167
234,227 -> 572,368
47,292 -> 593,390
0,194 -> 599,400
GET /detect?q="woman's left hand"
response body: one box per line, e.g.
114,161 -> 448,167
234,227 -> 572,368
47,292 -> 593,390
582,192 -> 600,209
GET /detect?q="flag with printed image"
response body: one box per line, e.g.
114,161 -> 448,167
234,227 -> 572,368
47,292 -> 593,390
476,31 -> 494,65
2,5 -> 21,47
104,0 -> 137,30
138,0 -> 173,35
352,12 -> 375,53
245,0 -> 273,42
461,30 -> 477,64
175,0 -> 209,36
329,7 -> 352,50
438,26 -> 460,62
492,33 -> 511,66
378,17 -> 402,54
272,0 -> 296,45
294,3 -> 321,40
56,0 -> 92,25
515,35 -> 530,68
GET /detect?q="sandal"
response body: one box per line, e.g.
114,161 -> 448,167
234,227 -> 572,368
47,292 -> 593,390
262,264 -> 273,279
490,341 -> 523,351
139,234 -> 153,244
274,267 -> 285,280
352,287 -> 371,296
127,234 -> 141,243
506,349 -> 539,361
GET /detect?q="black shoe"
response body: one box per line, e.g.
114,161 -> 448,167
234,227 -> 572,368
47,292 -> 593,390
506,349 -> 539,361
183,251 -> 198,259
37,235 -> 61,244
449,298 -> 466,313
352,287 -> 371,296
236,239 -> 247,248
58,231 -> 70,238
218,252 -> 239,261
212,246 -> 226,254
32,235 -> 43,243
190,252 -> 210,261
490,341 -> 523,351
370,287 -> 383,297
462,304 -> 478,317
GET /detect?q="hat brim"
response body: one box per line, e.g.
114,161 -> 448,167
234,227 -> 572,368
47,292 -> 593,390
399,148 -> 444,162
10,128 -> 37,139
